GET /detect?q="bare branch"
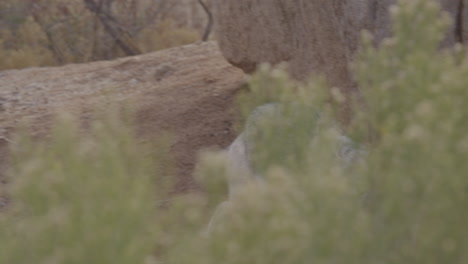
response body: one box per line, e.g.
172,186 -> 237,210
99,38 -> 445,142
197,0 -> 213,41
83,0 -> 141,56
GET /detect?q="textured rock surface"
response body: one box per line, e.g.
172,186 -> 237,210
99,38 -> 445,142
0,41 -> 245,195
215,0 -> 468,84
215,0 -> 362,90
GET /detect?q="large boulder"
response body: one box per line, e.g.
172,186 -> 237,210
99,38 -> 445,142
224,103 -> 366,197
215,0 -> 468,86
0,42 -> 245,195
215,0 -> 370,122
215,0 -> 364,91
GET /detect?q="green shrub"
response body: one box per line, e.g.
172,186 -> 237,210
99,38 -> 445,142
171,1 -> 468,263
0,113 -> 163,264
0,18 -> 56,70
2,0 -> 468,263
0,0 -> 200,70
352,1 -> 468,262
136,19 -> 199,53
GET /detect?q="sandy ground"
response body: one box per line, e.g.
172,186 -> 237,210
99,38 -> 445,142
0,41 -> 246,204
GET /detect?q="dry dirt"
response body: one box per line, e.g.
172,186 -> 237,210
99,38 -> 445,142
0,41 -> 246,201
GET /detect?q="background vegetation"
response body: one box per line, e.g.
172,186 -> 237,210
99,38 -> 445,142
1,0 -> 467,263
0,0 -> 210,70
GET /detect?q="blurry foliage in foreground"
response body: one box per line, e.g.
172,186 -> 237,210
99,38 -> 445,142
0,113 -> 162,263
0,0 -> 200,70
1,0 -> 468,263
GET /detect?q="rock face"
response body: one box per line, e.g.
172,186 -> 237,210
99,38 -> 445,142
215,0 -> 468,86
215,0 -> 363,91
0,41 -> 245,194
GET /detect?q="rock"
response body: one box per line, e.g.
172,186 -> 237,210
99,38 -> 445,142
0,41 -> 246,193
215,0 -> 468,85
225,133 -> 254,197
225,103 -> 279,197
224,103 -> 366,197
206,103 -> 367,233
214,0 -> 362,91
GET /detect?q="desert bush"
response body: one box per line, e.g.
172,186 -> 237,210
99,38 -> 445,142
0,0 -> 200,70
170,1 -> 468,263
1,0 -> 468,263
0,17 -> 56,70
136,19 -> 199,53
0,113 -> 165,264
351,1 -> 468,262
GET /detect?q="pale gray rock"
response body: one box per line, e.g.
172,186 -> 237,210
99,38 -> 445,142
207,103 -> 366,233
225,103 -> 279,197
224,103 -> 366,195
204,103 -> 366,233
224,133 -> 254,197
